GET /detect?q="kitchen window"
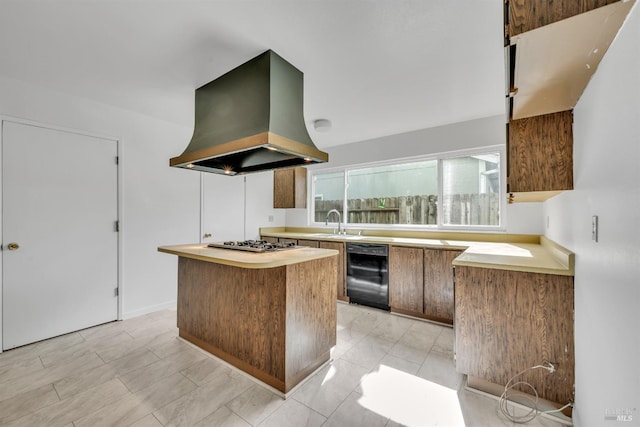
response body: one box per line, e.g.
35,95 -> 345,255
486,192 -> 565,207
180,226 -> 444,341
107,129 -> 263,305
311,148 -> 503,229
441,153 -> 500,227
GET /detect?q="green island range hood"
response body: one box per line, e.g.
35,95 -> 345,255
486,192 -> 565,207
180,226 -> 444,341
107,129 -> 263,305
170,50 -> 328,175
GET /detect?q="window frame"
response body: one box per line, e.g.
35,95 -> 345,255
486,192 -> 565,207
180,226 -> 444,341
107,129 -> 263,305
309,145 -> 506,232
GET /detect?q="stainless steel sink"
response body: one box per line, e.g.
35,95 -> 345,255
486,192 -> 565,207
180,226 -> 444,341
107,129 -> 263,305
305,233 -> 366,240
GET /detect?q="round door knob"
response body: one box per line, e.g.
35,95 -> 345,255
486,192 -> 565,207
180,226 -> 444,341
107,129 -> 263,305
7,242 -> 20,251
203,233 -> 212,238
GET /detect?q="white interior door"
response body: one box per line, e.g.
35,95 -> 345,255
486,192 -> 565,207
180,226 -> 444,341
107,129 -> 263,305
201,173 -> 245,243
2,121 -> 118,350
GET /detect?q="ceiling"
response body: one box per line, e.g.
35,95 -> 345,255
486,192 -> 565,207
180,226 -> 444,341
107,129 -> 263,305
0,0 -> 505,148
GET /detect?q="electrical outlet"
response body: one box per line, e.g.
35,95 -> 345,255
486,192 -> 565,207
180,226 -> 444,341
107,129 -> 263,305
268,215 -> 274,222
592,215 -> 598,242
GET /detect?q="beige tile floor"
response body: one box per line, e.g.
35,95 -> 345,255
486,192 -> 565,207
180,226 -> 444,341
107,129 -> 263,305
0,303 -> 570,427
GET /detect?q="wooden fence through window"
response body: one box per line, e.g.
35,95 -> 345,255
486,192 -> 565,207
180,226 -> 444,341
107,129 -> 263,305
314,194 -> 499,225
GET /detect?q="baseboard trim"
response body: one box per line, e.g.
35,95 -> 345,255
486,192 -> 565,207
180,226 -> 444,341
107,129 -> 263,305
122,300 -> 177,319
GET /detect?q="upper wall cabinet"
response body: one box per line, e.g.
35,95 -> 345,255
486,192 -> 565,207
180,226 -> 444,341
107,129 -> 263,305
273,167 -> 307,209
507,111 -> 573,201
506,0 -> 620,37
503,0 -> 635,202
506,0 -> 635,120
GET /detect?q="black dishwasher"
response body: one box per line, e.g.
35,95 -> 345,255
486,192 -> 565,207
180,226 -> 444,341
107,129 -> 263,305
346,243 -> 389,311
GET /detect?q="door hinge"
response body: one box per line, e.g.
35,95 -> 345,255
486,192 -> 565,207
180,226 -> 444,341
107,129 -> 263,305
115,156 -> 119,165
114,220 -> 120,232
114,287 -> 119,297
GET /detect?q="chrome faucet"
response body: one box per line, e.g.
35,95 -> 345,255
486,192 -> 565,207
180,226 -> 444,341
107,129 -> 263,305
325,209 -> 343,234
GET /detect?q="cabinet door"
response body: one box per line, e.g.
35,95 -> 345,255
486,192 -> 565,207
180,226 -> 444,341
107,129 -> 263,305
507,0 -> 618,37
297,239 -> 320,248
508,111 -> 573,194
454,266 -> 574,405
260,236 -> 278,244
389,246 -> 424,316
319,241 -> 347,302
273,167 -> 307,208
424,249 -> 462,324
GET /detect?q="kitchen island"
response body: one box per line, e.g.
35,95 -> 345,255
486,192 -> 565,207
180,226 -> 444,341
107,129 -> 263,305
158,243 -> 338,394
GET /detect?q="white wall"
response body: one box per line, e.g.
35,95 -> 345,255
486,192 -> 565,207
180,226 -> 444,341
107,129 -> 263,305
543,4 -> 640,426
287,115 -> 544,235
200,171 -> 286,242
0,75 -> 200,319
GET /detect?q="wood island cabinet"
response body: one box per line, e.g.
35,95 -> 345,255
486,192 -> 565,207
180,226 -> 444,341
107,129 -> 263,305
454,265 -> 574,406
159,244 -> 338,394
389,246 -> 424,317
273,167 -> 306,209
424,249 -> 462,324
260,236 -> 347,302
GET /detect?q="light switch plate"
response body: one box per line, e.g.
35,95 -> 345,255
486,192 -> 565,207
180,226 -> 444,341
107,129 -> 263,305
592,215 -> 598,242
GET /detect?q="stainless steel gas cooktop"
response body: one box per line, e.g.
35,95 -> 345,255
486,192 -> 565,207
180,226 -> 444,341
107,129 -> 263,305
207,240 -> 299,253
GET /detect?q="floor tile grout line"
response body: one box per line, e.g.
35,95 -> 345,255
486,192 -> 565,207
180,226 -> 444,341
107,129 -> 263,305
52,381 -> 64,402
224,402 -> 255,427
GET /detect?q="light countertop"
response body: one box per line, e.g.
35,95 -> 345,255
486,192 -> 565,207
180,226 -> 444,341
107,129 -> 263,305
260,228 -> 574,276
451,239 -> 573,276
158,244 -> 339,269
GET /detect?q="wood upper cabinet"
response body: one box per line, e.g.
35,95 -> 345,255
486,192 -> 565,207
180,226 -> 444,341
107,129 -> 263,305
273,167 -> 306,209
506,0 -> 619,38
424,249 -> 463,325
319,241 -> 347,302
504,2 -> 633,203
454,265 -> 574,406
389,246 -> 424,316
507,110 -> 573,200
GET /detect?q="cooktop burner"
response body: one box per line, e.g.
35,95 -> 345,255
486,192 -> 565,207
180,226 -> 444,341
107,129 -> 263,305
207,240 -> 299,253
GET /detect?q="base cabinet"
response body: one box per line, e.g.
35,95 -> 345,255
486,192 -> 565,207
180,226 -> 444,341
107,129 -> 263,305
454,265 -> 574,405
389,246 -> 459,324
389,246 -> 424,317
260,237 -> 461,319
424,249 -> 462,324
297,239 -> 320,248
319,241 -> 347,302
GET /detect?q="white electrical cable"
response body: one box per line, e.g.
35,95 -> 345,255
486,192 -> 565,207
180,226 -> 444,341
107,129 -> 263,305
498,362 -> 571,424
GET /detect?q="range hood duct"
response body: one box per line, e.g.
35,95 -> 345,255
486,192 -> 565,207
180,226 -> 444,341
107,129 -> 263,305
170,50 -> 328,175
